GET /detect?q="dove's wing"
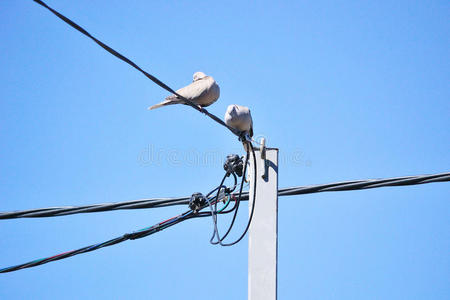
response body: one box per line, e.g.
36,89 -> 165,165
149,76 -> 217,110
224,104 -> 253,136
166,78 -> 211,101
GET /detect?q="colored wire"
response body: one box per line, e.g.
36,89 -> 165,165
0,210 -> 192,273
210,151 -> 249,245
207,173 -> 229,245
217,195 -> 232,213
218,142 -> 258,246
0,180 -> 237,273
208,142 -> 258,246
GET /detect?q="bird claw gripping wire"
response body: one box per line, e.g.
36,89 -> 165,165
238,131 -> 252,143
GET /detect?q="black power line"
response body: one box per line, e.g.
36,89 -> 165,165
0,176 -> 239,273
33,0 -> 240,137
0,197 -> 190,219
2,172 -> 448,273
277,172 -> 450,196
0,209 -> 202,273
1,172 -> 448,220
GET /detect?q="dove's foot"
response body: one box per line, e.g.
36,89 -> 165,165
198,105 -> 207,114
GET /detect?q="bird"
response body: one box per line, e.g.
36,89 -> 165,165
148,72 -> 220,110
224,104 -> 253,137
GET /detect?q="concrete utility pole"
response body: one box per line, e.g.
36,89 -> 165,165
248,145 -> 279,300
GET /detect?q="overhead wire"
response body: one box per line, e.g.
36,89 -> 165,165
32,0 -> 240,137
0,210 -> 192,273
0,178 -> 238,273
277,172 -> 450,196
7,0 -> 445,276
2,172 -> 448,220
0,197 -> 190,219
2,0 -> 252,274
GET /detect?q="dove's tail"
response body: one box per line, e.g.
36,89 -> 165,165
148,102 -> 166,110
148,96 -> 184,110
148,100 -> 174,110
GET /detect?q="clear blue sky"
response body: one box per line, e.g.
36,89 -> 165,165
1,1 -> 449,299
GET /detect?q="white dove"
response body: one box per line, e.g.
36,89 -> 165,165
224,104 -> 253,137
148,72 -> 220,110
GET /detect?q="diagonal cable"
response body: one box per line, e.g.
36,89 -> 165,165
33,0 -> 240,136
0,210 -> 192,273
0,182 -> 235,273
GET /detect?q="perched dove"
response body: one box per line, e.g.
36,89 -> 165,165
224,104 -> 253,137
149,72 -> 220,110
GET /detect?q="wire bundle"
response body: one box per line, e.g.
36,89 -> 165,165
0,197 -> 190,219
2,172 -> 448,219
0,174 -> 242,273
206,142 -> 258,246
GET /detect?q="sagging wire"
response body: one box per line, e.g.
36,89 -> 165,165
207,153 -> 248,245
206,142 -> 258,246
221,143 -> 258,246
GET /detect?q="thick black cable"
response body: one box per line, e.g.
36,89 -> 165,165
1,172 -> 449,220
32,0 -> 240,137
0,197 -> 190,219
277,173 -> 450,197
0,211 -> 189,273
0,181 -> 239,273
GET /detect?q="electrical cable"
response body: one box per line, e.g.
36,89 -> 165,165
32,0 -> 240,137
0,210 -> 192,273
0,181 -> 238,273
1,172 -> 448,220
22,0 -> 449,275
207,172 -> 229,245
209,150 -> 250,245
218,142 -> 258,246
207,141 -> 258,246
217,195 -> 232,213
277,173 -> 450,197
0,197 -> 190,219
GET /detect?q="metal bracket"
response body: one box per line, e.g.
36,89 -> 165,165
260,138 -> 267,180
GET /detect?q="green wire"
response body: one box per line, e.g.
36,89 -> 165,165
217,195 -> 231,213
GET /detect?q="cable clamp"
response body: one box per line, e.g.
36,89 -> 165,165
260,138 -> 268,180
223,154 -> 244,177
189,193 -> 206,213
